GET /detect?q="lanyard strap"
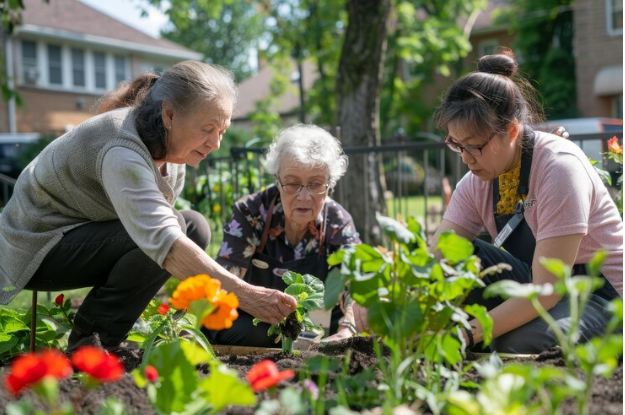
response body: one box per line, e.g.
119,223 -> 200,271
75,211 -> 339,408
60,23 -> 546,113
492,127 -> 535,248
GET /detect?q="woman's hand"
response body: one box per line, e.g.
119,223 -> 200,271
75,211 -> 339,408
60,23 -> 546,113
237,285 -> 297,325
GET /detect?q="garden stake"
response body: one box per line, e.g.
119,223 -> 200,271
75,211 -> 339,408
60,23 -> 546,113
30,290 -> 37,352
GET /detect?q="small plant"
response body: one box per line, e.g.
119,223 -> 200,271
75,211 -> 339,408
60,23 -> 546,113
485,251 -> 624,415
134,340 -> 256,415
254,271 -> 325,353
324,213 -> 494,409
0,298 -> 73,362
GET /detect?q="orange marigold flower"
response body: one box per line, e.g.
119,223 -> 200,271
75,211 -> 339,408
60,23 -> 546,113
71,346 -> 124,382
202,292 -> 239,330
3,349 -> 72,396
157,303 -> 169,315
608,136 -> 623,154
169,274 -> 222,310
245,360 -> 295,392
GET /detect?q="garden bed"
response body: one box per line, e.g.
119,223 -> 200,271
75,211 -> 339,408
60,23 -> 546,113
0,337 -> 621,414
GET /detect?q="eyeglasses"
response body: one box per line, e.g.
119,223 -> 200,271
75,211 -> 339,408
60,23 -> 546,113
445,132 -> 497,157
276,178 -> 329,195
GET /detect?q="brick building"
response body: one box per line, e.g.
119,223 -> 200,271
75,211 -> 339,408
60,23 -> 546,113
574,0 -> 623,118
0,0 -> 201,135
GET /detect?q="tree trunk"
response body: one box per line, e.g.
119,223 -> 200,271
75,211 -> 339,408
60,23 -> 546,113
336,0 -> 391,245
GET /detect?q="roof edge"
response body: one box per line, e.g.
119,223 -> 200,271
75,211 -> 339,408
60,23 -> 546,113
15,24 -> 203,61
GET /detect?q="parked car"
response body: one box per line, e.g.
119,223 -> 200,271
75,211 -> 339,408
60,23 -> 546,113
535,117 -> 622,162
0,133 -> 41,179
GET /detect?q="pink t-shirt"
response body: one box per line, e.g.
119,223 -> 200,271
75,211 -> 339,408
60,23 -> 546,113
444,131 -> 623,296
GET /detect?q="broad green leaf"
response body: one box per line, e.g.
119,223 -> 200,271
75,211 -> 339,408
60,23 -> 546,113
464,304 -> 493,347
367,299 -> 423,339
198,362 -> 256,411
147,341 -> 199,413
376,212 -> 416,245
180,337 -> 216,364
539,257 -> 570,280
324,267 -> 347,311
436,232 -> 474,263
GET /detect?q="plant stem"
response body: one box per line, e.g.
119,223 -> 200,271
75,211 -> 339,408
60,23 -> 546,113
282,337 -> 294,354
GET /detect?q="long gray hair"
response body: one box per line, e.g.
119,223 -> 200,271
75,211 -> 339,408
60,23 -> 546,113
96,60 -> 237,160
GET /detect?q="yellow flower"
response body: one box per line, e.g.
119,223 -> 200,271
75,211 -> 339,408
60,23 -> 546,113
212,204 -> 222,214
213,184 -> 221,192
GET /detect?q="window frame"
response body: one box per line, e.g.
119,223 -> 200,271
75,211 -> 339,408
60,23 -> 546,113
606,0 -> 623,36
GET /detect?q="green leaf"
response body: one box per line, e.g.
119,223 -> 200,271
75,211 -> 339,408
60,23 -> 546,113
587,250 -> 607,278
539,257 -> 571,280
324,267 -> 348,311
485,280 -> 553,300
367,299 -> 423,338
180,337 -> 216,364
376,212 -> 416,245
198,362 -> 256,412
436,232 -> 474,263
146,341 -> 199,413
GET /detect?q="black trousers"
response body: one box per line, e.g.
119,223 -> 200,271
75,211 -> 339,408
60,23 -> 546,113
469,239 -> 620,354
25,210 -> 210,347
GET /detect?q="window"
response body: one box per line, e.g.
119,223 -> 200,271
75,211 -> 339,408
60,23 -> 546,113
114,55 -> 127,85
94,51 -> 107,89
614,95 -> 623,119
479,39 -> 498,57
71,48 -> 85,87
21,40 -> 38,84
47,45 -> 62,85
607,0 -> 623,35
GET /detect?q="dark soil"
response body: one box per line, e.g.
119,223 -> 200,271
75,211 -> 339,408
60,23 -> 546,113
0,337 -> 621,414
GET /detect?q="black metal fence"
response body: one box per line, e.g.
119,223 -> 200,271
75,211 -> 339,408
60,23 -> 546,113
1,132 -> 622,238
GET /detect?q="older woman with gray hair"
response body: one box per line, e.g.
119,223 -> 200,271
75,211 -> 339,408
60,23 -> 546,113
212,124 -> 361,347
0,60 -> 297,353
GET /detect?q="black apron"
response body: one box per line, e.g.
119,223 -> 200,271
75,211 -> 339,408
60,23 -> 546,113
491,128 -> 536,265
489,128 -> 618,301
204,195 -> 340,347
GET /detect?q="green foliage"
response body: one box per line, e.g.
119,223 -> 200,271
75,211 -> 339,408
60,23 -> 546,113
326,214 -> 492,407
254,271 -> 325,353
137,340 -> 255,414
127,299 -> 215,368
494,0 -> 577,119
0,302 -> 72,362
485,251 -> 624,415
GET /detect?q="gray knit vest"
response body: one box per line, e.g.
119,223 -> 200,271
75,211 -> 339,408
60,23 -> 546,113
0,107 -> 185,304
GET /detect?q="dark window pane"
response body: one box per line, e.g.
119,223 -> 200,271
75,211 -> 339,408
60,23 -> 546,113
71,48 -> 85,87
94,52 -> 106,89
48,45 -> 62,85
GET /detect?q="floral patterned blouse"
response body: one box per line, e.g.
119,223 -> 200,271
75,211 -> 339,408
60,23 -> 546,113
217,185 -> 361,277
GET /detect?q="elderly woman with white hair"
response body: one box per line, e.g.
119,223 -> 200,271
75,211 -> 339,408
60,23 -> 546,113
208,124 -> 361,347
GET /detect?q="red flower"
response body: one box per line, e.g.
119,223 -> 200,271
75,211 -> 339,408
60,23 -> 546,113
245,360 -> 295,392
608,136 -> 623,154
71,346 -> 124,382
145,365 -> 158,383
157,303 -> 169,316
3,349 -> 72,396
55,294 -> 65,307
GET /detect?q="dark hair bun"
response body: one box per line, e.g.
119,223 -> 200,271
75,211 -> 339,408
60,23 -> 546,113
477,49 -> 518,77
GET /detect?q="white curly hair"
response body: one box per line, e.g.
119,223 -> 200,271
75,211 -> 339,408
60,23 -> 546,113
265,124 -> 348,185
